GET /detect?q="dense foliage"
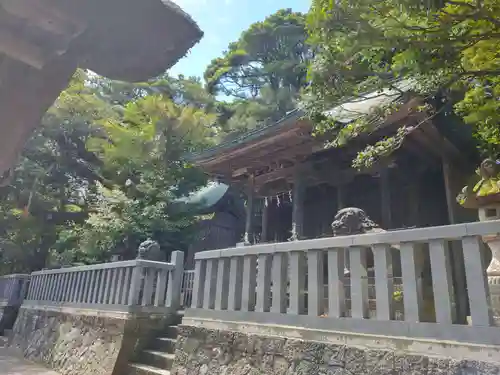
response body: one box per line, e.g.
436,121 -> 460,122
306,0 -> 500,167
1,3 -> 498,273
205,9 -> 313,133
0,71 -> 217,273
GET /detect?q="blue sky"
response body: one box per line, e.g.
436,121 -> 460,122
170,0 -> 311,79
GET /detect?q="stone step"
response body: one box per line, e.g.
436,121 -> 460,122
163,326 -> 178,339
128,363 -> 170,375
150,337 -> 176,353
141,350 -> 175,369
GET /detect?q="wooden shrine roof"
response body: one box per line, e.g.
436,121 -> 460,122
189,83 -> 477,195
0,0 -> 203,180
189,82 -> 419,175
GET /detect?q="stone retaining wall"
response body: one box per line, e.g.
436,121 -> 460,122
9,306 -> 174,375
171,325 -> 500,375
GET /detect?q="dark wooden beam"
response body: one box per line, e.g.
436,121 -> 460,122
1,0 -> 86,36
423,120 -> 473,168
261,198 -> 269,243
199,122 -> 311,168
408,180 -> 419,226
254,164 -> 296,189
442,158 -> 458,225
243,175 -> 255,244
0,48 -> 77,179
402,134 -> 439,166
229,138 -> 315,171
380,169 -> 393,228
0,27 -> 48,68
290,168 -> 305,241
441,156 -> 469,325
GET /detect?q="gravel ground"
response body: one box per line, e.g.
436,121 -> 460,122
0,347 -> 60,375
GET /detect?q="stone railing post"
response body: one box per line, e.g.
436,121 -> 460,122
228,257 -> 243,311
288,251 -> 306,315
271,253 -> 287,314
128,263 -> 144,306
166,251 -> 184,309
191,259 -> 206,308
308,249 -> 325,317
350,246 -> 369,319
327,248 -> 346,318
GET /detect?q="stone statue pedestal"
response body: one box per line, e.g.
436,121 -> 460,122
478,205 -> 500,325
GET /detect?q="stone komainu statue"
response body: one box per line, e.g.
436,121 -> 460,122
331,207 -> 378,236
136,239 -> 166,262
330,207 -> 439,322
331,207 -> 403,277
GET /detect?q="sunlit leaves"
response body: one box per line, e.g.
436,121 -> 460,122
306,0 -> 500,163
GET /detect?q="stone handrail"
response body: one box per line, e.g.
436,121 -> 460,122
0,274 -> 30,308
24,251 -> 184,313
188,221 -> 500,345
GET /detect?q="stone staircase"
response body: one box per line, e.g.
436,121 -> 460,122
128,313 -> 182,375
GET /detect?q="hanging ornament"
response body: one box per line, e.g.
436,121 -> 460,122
289,222 -> 298,242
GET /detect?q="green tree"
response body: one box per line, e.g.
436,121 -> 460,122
0,71 -> 113,273
53,83 -> 217,265
306,0 -> 500,165
205,9 -> 313,131
0,70 -> 219,272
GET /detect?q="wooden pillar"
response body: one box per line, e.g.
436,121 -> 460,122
442,158 -> 458,224
336,185 -> 345,210
409,180 -> 420,226
244,175 -> 255,244
442,157 -> 468,324
290,169 -> 305,241
261,198 -> 269,243
380,169 -> 393,228
336,184 -> 349,270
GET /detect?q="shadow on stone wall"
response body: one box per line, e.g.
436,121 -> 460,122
0,306 -> 19,335
171,326 -> 500,375
8,307 -> 176,375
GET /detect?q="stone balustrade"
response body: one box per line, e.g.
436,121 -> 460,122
187,220 -> 500,346
0,274 -> 30,308
24,251 -> 184,313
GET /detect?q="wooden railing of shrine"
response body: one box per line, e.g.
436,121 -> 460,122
24,251 -> 185,313
187,221 -> 500,345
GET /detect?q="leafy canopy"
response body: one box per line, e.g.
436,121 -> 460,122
205,9 -> 313,133
0,71 -> 219,273
306,0 -> 500,167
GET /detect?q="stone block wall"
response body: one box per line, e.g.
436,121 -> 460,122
8,306 -> 174,375
171,325 -> 500,375
10,307 -> 125,375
